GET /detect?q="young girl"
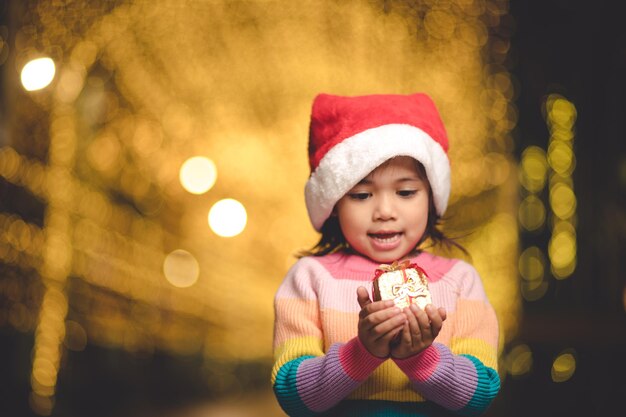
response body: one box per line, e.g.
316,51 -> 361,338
272,93 -> 500,416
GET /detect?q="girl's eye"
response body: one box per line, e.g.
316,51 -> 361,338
397,190 -> 417,197
348,192 -> 371,200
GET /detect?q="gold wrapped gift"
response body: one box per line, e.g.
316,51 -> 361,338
372,260 -> 432,309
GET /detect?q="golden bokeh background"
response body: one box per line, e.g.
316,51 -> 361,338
0,0 -> 536,415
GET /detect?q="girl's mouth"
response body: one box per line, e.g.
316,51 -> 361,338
368,232 -> 402,250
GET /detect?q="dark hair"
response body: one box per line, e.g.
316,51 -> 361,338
298,159 -> 468,258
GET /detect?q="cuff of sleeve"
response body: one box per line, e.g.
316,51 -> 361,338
338,337 -> 386,381
392,344 -> 440,382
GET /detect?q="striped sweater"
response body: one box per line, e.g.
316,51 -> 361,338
272,251 -> 500,417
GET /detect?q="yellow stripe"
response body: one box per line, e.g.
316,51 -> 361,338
450,337 -> 499,370
348,361 -> 425,401
271,336 -> 324,382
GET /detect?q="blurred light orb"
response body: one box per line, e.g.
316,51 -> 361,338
520,146 -> 548,193
550,182 -> 577,220
208,198 -> 247,237
519,246 -> 545,281
179,156 -> 217,195
549,227 -> 577,278
163,249 -> 199,288
21,57 -> 56,91
505,344 -> 533,377
551,349 -> 577,382
547,96 -> 577,130
548,141 -> 575,176
519,247 -> 549,302
521,279 -> 549,302
518,195 -> 546,231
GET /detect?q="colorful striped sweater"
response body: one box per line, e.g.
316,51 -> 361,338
272,251 -> 500,417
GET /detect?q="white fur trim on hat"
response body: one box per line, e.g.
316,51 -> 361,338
305,124 -> 450,231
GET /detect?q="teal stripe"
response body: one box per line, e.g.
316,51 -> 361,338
317,400 -> 457,416
459,355 -> 501,416
273,356 -> 316,417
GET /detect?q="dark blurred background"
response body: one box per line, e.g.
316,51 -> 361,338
498,0 -> 626,415
1,1 -> 625,417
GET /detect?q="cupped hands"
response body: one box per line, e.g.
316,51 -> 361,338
356,286 -> 446,359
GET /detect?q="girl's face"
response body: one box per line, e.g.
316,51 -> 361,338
335,156 -> 430,263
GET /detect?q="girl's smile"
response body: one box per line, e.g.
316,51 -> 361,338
368,231 -> 403,250
335,156 -> 430,263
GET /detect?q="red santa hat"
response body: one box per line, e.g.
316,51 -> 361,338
305,93 -> 451,231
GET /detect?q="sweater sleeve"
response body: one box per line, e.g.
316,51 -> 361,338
271,258 -> 385,416
392,263 -> 500,416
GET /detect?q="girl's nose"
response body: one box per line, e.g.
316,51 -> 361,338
373,194 -> 396,221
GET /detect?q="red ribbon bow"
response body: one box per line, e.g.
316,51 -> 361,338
373,259 -> 417,279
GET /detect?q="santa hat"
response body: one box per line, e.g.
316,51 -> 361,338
305,93 -> 451,231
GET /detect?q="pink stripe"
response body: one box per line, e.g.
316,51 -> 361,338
318,280 -> 371,312
275,258 -> 331,300
338,338 -> 384,380
410,252 -> 458,282
427,280 -> 458,313
453,262 -> 490,301
316,252 -> 462,283
394,344 -> 440,382
315,253 -> 379,280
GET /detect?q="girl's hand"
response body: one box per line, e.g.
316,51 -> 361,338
356,286 -> 407,358
390,304 -> 447,359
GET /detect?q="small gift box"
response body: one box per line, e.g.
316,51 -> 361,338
372,260 -> 432,309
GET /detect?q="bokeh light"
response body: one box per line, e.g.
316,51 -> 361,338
21,57 -> 56,91
551,349 -> 577,383
519,245 -> 549,302
546,96 -> 577,130
179,156 -> 217,195
519,146 -> 548,193
520,275 -> 549,302
545,94 -> 578,279
518,195 -> 546,231
549,181 -> 576,220
163,249 -> 200,288
548,140 -> 575,176
549,222 -> 577,279
208,199 -> 247,237
519,246 -> 545,281
519,94 -> 578,294
504,343 -> 533,377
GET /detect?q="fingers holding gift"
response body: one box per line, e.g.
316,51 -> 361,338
389,307 -> 425,359
423,304 -> 446,339
412,304 -> 433,339
359,310 -> 406,358
390,303 -> 446,359
357,287 -> 407,357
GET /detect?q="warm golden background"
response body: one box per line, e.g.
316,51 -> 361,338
1,1 -> 624,417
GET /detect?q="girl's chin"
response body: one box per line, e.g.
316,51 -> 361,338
347,241 -> 419,263
367,250 -> 413,264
